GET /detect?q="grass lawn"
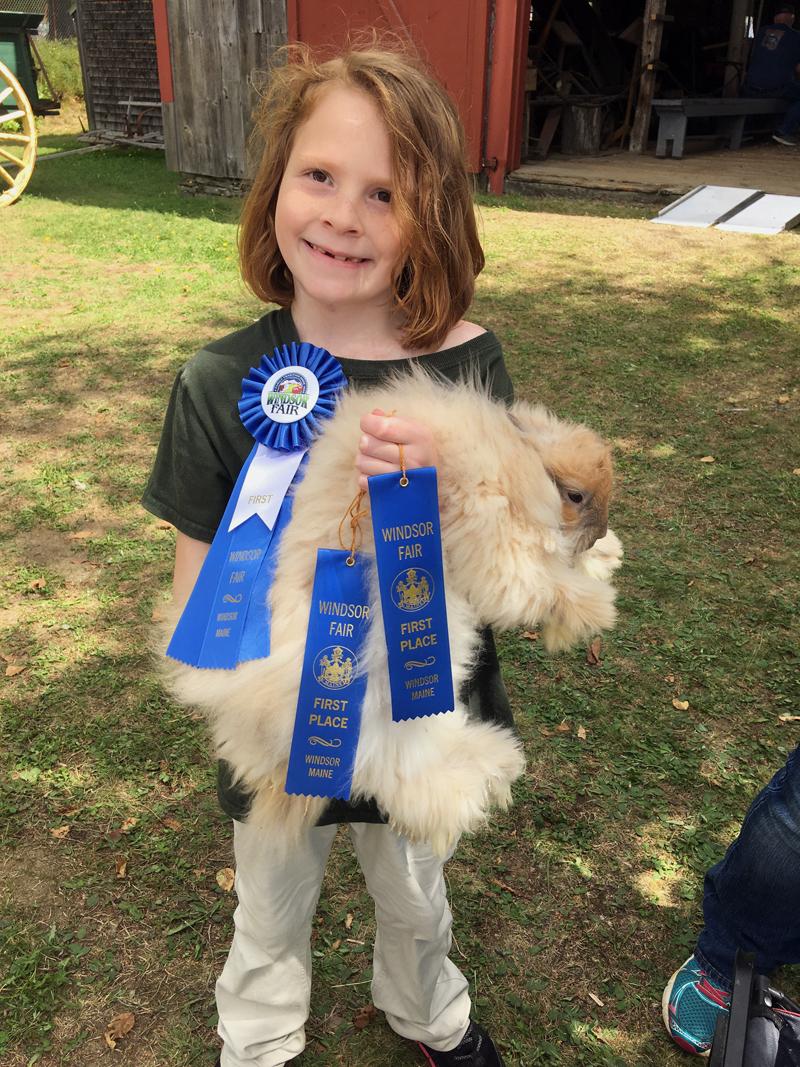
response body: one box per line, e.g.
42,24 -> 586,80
1,122 -> 799,1067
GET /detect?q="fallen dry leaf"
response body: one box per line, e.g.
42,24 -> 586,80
151,607 -> 165,622
332,939 -> 341,950
589,992 -> 605,1007
104,1012 -> 135,1049
577,724 -> 587,740
554,721 -> 570,734
522,630 -> 539,641
778,396 -> 789,404
121,817 -> 138,832
59,358 -> 71,367
115,858 -> 128,878
586,637 -> 602,664
55,804 -> 80,816
50,825 -> 70,839
554,668 -> 564,683
345,913 -> 353,930
70,529 -> 93,539
794,469 -> 800,476
162,818 -> 182,832
778,714 -> 800,724
665,674 -> 675,683
157,520 -> 174,530
27,578 -> 46,590
699,456 -> 715,463
742,556 -> 755,564
672,698 -> 690,711
353,1005 -> 378,1029
540,726 -> 553,737
5,664 -> 26,677
216,867 -> 235,892
687,580 -> 694,586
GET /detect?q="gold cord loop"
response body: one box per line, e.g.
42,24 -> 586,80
387,409 -> 409,487
338,489 -> 367,566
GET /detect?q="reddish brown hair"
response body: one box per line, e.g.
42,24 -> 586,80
239,45 -> 484,352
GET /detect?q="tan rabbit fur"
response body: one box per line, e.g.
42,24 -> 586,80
164,372 -> 622,855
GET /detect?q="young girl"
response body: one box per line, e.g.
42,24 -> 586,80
143,46 -> 513,1067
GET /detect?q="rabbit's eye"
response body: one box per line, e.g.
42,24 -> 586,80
567,491 -> 584,504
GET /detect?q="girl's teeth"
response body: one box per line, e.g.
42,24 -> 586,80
311,243 -> 362,263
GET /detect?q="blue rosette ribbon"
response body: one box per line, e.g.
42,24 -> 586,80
239,341 -> 346,452
167,341 -> 346,670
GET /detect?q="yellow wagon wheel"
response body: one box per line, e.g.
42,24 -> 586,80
0,59 -> 37,209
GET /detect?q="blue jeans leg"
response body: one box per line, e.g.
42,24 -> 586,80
694,745 -> 800,991
740,82 -> 800,136
777,83 -> 800,136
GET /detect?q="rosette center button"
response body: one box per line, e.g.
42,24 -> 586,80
261,368 -> 321,424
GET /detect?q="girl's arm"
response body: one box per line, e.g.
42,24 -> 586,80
173,531 -> 211,608
354,408 -> 438,490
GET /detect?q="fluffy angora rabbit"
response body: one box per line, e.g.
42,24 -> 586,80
164,373 -> 622,854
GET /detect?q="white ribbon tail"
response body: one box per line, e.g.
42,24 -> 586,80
228,444 -> 307,532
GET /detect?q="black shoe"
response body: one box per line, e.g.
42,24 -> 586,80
418,1021 -> 507,1067
773,132 -> 800,146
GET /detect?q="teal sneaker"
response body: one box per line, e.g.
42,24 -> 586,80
662,955 -> 731,1057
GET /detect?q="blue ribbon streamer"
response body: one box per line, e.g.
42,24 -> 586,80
166,343 -> 345,670
285,550 -> 371,799
368,467 -> 455,721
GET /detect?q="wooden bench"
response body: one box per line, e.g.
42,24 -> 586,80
652,98 -> 790,159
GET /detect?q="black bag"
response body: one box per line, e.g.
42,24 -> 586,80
710,950 -> 800,1067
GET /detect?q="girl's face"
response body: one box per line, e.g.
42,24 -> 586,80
275,86 -> 404,316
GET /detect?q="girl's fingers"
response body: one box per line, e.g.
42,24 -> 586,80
354,411 -> 438,490
357,432 -> 405,463
359,410 -> 427,445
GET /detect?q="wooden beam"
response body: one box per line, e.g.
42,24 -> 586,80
530,0 -> 563,67
724,0 -> 753,97
73,0 -> 96,132
484,0 -> 530,194
629,0 -> 667,153
152,0 -> 174,103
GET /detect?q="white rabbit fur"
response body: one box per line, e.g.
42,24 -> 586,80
163,372 -> 622,855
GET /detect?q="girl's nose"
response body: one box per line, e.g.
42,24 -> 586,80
321,193 -> 363,234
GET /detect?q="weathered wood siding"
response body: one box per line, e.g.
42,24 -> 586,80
163,0 -> 287,179
74,0 -> 161,135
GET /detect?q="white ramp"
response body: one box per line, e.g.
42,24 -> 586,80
715,194 -> 800,235
652,185 -> 764,228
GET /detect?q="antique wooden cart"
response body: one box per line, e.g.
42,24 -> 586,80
0,9 -> 59,207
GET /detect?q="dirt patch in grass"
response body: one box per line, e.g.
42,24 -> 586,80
12,528 -> 99,585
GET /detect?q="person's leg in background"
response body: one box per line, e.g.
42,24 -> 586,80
663,746 -> 800,1056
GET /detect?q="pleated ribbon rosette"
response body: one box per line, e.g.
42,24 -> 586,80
166,342 -> 346,670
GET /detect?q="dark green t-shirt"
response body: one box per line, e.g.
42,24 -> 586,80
143,307 -> 515,823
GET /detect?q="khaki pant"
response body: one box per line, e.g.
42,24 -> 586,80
217,820 -> 471,1067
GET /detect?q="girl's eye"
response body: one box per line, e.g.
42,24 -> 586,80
373,189 -> 391,204
309,170 -> 328,184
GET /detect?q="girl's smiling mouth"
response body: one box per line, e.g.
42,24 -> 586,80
305,240 -> 367,264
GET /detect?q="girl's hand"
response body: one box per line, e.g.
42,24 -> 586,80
354,408 -> 438,491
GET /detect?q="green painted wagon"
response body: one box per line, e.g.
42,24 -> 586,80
0,9 -> 59,207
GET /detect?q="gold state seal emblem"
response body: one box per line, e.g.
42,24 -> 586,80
315,645 -> 356,689
392,568 -> 433,612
